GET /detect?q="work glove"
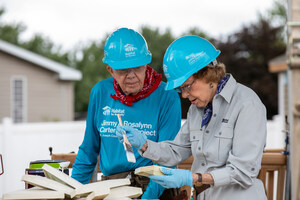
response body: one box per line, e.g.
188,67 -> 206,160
149,167 -> 193,189
116,125 -> 147,150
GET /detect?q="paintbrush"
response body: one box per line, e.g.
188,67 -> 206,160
117,114 -> 136,163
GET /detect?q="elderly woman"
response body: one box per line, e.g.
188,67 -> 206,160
116,35 -> 267,200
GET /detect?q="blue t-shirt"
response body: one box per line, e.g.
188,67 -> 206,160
72,77 -> 181,184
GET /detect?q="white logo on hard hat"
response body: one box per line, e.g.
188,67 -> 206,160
124,44 -> 136,57
186,52 -> 205,65
124,44 -> 136,52
163,64 -> 170,78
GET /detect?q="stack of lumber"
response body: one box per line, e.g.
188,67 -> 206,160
2,164 -> 142,200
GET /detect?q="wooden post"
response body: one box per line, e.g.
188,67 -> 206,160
287,0 -> 300,199
293,104 -> 300,199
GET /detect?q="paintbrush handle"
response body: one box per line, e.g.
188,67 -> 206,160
117,114 -> 126,137
123,133 -> 129,143
117,114 -> 129,141
117,114 -> 123,126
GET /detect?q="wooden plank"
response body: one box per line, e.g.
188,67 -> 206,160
42,164 -> 83,189
21,174 -> 75,198
264,149 -> 284,153
277,167 -> 286,200
134,165 -> 164,177
75,178 -> 130,197
103,186 -> 142,200
267,171 -> 274,200
261,153 -> 286,165
2,189 -> 64,200
261,165 -> 282,171
86,188 -> 110,200
258,169 -> 267,192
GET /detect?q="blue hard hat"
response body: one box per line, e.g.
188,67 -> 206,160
163,35 -> 221,90
102,28 -> 152,69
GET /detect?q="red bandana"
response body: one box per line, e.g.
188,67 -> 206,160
111,65 -> 162,106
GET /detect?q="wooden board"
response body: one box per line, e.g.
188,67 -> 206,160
21,174 -> 75,198
134,165 -> 165,177
103,186 -> 142,200
75,178 -> 130,197
2,189 -> 64,200
85,187 -> 110,200
42,164 -> 83,189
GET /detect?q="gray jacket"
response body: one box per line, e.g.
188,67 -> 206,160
141,75 -> 267,200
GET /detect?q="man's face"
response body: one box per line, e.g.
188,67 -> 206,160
107,65 -> 147,95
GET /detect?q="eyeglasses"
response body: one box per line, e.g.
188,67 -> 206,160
175,80 -> 195,93
114,66 -> 146,76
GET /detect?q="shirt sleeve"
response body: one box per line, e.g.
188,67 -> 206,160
210,99 -> 267,188
71,87 -> 101,184
140,107 -> 193,167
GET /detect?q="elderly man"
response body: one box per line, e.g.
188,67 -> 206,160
71,28 -> 182,199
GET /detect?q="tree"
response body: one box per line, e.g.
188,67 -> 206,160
0,8 -> 25,45
22,34 -> 71,66
0,8 -> 71,66
140,26 -> 175,77
216,17 -> 286,119
74,40 -> 111,113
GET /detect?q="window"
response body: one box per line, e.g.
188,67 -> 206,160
11,76 -> 27,123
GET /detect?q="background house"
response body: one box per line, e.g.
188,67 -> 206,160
0,40 -> 82,122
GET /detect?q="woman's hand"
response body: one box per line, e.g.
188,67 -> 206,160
149,167 -> 193,188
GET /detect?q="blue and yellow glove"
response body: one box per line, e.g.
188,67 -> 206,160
116,125 -> 147,149
149,167 -> 193,188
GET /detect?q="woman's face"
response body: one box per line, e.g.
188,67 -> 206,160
179,76 -> 217,108
107,65 -> 147,95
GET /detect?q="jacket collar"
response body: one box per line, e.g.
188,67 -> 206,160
217,74 -> 236,103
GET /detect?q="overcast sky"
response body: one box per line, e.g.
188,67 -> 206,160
0,0 -> 275,50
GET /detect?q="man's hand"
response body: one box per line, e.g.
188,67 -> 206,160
116,125 -> 147,149
149,168 -> 193,189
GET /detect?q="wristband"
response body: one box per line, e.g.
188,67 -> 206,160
195,173 -> 203,186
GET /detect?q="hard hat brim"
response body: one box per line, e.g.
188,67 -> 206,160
103,54 -> 151,69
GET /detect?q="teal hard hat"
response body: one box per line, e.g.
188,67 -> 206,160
163,35 -> 221,90
102,27 -> 152,69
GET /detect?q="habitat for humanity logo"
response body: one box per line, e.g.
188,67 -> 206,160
103,106 -> 111,116
102,106 -> 125,116
186,52 -> 205,65
124,44 -> 136,58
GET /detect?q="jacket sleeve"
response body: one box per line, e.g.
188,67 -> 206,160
210,99 -> 267,188
143,90 -> 182,198
71,87 -> 100,184
140,104 -> 193,167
